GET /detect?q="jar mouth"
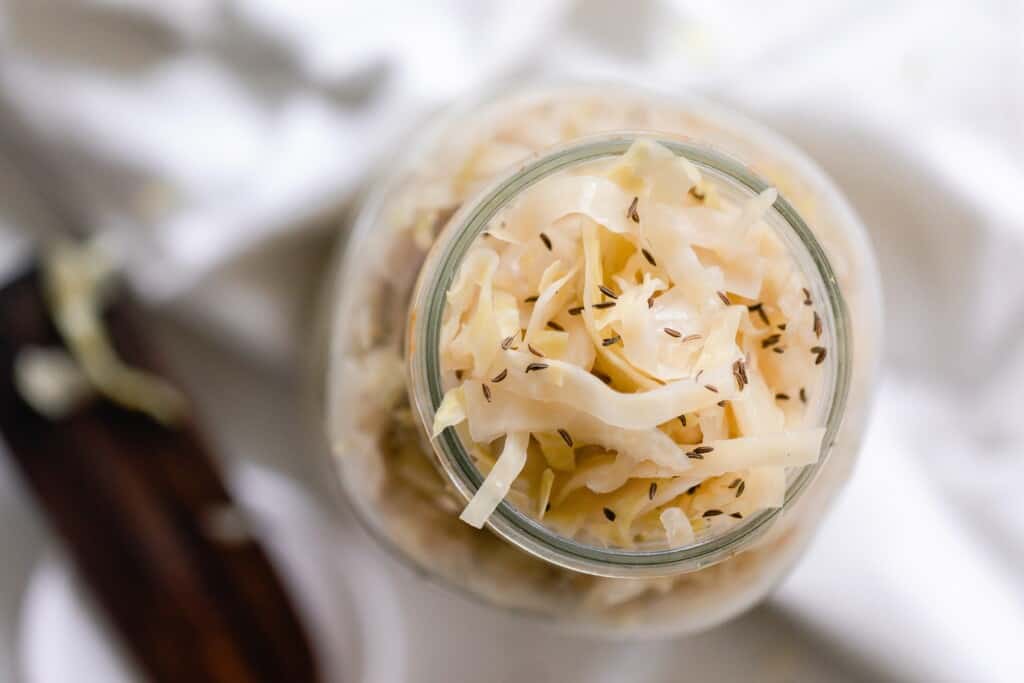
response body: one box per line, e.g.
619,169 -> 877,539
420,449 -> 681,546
408,132 -> 852,578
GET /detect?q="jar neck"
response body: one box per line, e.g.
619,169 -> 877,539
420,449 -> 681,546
407,133 -> 852,579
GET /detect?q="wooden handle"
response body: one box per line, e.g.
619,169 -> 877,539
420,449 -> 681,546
0,268 -> 321,682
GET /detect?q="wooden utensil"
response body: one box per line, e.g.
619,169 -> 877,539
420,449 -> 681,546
0,265 -> 321,683
0,93 -> 321,682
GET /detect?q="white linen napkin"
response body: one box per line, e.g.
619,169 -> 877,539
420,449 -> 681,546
1,0 -> 1022,680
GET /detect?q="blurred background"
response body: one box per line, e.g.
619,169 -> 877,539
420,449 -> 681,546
0,0 -> 1022,681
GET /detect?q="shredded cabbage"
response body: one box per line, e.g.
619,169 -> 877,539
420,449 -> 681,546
492,349 -> 739,431
682,429 -> 824,479
660,507 -> 695,546
434,139 -> 828,549
431,385 -> 467,437
537,468 -> 555,518
460,431 -> 530,528
525,261 -> 579,344
461,384 -> 687,467
533,431 -> 575,471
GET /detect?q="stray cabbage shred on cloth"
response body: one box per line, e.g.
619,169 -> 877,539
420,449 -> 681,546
431,139 -> 827,550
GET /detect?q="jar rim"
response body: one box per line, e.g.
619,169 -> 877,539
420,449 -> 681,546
407,132 -> 852,578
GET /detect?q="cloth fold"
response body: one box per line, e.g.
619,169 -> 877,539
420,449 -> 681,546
1,0 -> 1022,680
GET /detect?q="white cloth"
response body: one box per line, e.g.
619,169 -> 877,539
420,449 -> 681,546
1,0 -> 1023,681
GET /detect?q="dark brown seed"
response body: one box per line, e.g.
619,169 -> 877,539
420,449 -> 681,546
678,415 -> 687,427
686,452 -> 704,460
733,359 -> 748,390
772,347 -> 785,354
704,384 -> 719,393
547,321 -> 565,332
603,507 -> 617,521
799,387 -> 808,403
557,428 -> 574,448
748,302 -> 770,325
594,370 -> 613,384
525,362 -> 549,373
481,231 -> 492,238
663,327 -> 682,338
642,248 -> 657,266
695,369 -> 704,382
761,334 -> 781,348
693,446 -> 714,455
813,311 -> 823,338
627,196 -> 640,223
689,186 -> 706,201
528,344 -> 544,357
730,512 -> 744,519
593,301 -> 616,310
455,369 -> 464,380
602,335 -> 621,347
717,400 -> 728,407
717,290 -> 731,306
802,287 -> 812,305
598,284 -> 618,300
524,295 -> 539,303
703,509 -> 724,518
775,393 -> 790,401
681,334 -> 702,344
482,384 -> 492,403
500,335 -> 517,350
778,323 -> 788,331
648,482 -> 658,500
811,346 -> 827,365
728,478 -> 741,489
568,306 -> 584,316
491,369 -> 508,383
737,481 -> 746,497
647,296 -> 655,309
545,502 -> 551,512
733,358 -> 749,385
687,485 -> 700,495
540,232 -> 553,251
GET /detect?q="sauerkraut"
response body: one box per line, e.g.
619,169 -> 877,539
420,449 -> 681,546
432,139 -> 828,549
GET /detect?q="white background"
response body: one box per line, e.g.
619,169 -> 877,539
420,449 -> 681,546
1,1 -> 1022,681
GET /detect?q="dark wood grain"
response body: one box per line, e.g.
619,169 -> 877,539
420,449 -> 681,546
0,267 -> 320,683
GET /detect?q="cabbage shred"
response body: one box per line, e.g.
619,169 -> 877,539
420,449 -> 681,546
432,139 -> 826,549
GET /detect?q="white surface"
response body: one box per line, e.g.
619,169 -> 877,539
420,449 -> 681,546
21,557 -> 140,683
1,0 -> 1023,681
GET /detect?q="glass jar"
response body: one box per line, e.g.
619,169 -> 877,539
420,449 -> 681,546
323,82 -> 881,638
